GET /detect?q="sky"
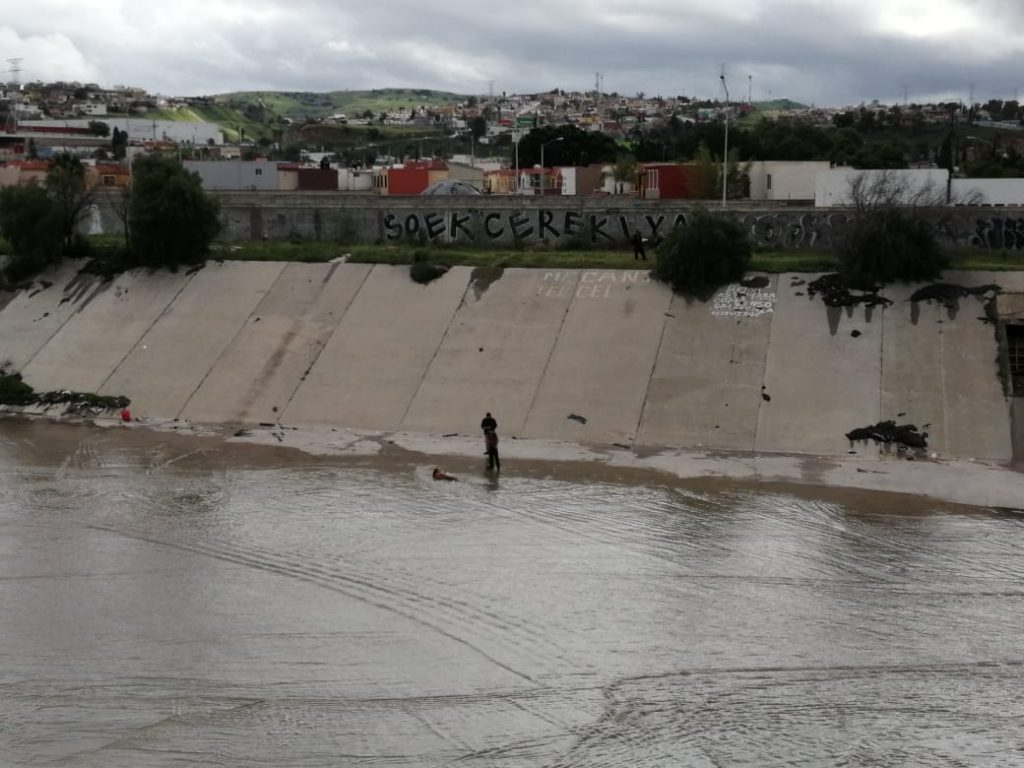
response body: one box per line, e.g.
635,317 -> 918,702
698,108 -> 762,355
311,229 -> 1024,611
2,0 -> 1023,107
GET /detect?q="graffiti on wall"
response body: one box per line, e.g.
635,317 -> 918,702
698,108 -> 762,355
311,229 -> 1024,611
966,216 -> 1024,250
376,208 -> 1024,251
382,210 -> 686,245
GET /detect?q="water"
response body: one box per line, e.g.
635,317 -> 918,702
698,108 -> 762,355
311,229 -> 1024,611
2,418 -> 1023,767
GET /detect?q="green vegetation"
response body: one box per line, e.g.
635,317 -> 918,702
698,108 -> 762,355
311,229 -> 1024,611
216,88 -> 465,119
1,156 -> 220,286
0,370 -> 129,410
838,171 -> 948,285
129,155 -> 221,268
651,207 -> 752,297
0,153 -> 92,284
189,239 -> 1024,275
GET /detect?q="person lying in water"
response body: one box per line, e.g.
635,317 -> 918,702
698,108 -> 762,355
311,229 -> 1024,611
432,467 -> 457,481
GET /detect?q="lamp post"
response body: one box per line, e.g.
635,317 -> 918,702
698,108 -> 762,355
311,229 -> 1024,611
540,136 -> 564,195
720,74 -> 730,209
513,130 -> 521,194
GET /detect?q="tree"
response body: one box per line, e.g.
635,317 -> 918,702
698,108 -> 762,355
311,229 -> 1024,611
128,155 -> 221,268
652,206 -> 751,298
45,153 -> 93,250
468,115 -> 487,141
111,127 -> 128,161
88,120 -> 110,137
838,171 -> 948,286
0,184 -> 62,282
611,153 -> 637,193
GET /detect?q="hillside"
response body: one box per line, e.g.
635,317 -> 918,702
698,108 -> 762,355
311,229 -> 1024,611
214,88 -> 467,118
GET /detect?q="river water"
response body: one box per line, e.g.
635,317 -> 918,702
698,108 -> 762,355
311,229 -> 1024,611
2,418 -> 1023,767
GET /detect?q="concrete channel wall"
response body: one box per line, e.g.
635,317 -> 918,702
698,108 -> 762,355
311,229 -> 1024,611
86,191 -> 1024,251
2,263 -> 1019,462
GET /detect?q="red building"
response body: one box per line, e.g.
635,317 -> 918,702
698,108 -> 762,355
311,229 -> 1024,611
376,160 -> 448,195
637,163 -> 711,199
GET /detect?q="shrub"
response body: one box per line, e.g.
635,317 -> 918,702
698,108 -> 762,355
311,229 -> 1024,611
129,155 -> 221,268
0,184 -> 62,283
410,261 -> 448,284
839,208 -> 948,286
652,207 -> 751,298
837,170 -> 948,286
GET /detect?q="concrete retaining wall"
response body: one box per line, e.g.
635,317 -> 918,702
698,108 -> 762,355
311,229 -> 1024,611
87,191 -> 1024,250
1,263 -> 1017,462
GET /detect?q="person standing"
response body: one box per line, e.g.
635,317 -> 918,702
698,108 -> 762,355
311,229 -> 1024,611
632,230 -> 647,261
484,428 -> 500,472
480,412 -> 497,433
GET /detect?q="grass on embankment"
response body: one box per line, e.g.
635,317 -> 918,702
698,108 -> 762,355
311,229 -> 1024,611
209,240 -> 1024,274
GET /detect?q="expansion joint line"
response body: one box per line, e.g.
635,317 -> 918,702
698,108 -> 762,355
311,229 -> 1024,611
521,273 -> 579,435
277,264 -> 373,424
633,293 -> 671,445
97,270 -> 195,394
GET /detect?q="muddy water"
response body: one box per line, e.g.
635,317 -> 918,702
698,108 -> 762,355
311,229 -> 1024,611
2,419 -> 1023,767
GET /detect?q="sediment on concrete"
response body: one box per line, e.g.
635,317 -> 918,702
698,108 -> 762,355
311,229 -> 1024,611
0,262 -> 1017,463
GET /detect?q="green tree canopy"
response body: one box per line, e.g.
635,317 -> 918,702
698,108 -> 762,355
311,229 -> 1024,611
128,155 -> 221,268
45,153 -> 93,249
0,183 -> 62,283
652,206 -> 751,298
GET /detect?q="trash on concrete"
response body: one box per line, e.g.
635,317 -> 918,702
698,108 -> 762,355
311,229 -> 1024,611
846,420 -> 928,450
807,273 -> 892,308
567,413 -> 588,424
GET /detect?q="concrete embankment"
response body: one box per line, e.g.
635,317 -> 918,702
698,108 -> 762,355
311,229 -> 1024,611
1,261 -> 1020,466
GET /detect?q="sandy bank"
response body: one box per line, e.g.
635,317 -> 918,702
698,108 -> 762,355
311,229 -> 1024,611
6,409 -> 1018,511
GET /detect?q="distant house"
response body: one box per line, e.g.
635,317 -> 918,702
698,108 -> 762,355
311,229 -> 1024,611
747,161 -> 830,203
446,161 -> 485,192
374,159 -> 448,195
637,163 -> 707,199
483,168 -> 518,194
297,167 -> 338,191
557,164 -> 604,196
87,163 -> 130,188
184,159 -> 280,191
815,168 -> 948,207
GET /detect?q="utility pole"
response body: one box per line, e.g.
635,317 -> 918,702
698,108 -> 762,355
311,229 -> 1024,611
720,67 -> 729,209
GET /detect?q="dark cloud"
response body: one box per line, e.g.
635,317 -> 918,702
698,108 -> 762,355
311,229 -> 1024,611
1,1 -> 1020,105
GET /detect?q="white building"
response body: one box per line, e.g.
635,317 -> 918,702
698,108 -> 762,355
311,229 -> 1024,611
20,117 -> 223,145
815,168 -> 949,207
951,178 -> 1024,206
184,160 -> 280,190
748,161 -> 830,203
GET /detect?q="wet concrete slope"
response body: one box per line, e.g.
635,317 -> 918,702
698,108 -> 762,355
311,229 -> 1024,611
401,268 -> 579,436
20,269 -> 192,394
638,277 -> 775,450
99,261 -> 285,418
1,263 -> 1016,462
756,275 -> 884,456
0,263 -> 107,372
283,265 -> 469,430
521,270 -> 671,444
179,263 -> 371,425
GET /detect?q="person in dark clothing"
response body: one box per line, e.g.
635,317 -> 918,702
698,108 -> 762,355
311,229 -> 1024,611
632,231 -> 647,261
484,428 -> 500,471
480,412 -> 497,432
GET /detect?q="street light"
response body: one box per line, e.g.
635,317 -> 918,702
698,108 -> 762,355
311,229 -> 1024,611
720,74 -> 730,209
540,136 -> 564,195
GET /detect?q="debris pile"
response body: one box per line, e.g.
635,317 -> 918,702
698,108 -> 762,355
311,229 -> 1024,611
807,273 -> 892,308
0,370 -> 130,413
909,283 -> 1000,303
846,420 -> 928,450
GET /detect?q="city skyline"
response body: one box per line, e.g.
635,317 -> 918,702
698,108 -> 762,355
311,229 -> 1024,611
1,0 -> 1022,108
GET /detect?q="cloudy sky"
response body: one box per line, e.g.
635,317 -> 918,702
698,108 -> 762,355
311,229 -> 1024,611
2,0 -> 1022,106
